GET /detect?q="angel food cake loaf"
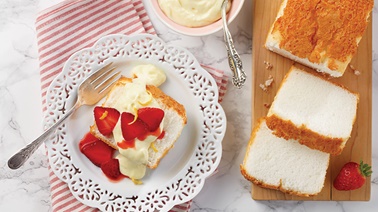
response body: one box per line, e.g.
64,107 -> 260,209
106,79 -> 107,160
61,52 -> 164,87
265,0 -> 374,77
241,119 -> 330,197
266,66 -> 359,155
88,64 -> 187,181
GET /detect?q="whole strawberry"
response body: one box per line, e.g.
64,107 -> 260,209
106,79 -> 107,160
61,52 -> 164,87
334,160 -> 372,191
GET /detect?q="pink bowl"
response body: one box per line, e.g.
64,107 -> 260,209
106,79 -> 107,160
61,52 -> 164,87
151,0 -> 245,36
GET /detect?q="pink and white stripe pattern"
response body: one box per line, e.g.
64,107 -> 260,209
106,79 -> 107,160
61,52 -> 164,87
200,64 -> 228,102
36,0 -> 228,211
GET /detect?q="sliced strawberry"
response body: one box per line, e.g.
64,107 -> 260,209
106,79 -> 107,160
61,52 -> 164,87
79,132 -> 99,150
94,106 -> 120,136
121,112 -> 148,141
79,134 -> 114,167
101,158 -> 121,180
157,131 -> 165,139
117,139 -> 136,149
137,107 -> 164,132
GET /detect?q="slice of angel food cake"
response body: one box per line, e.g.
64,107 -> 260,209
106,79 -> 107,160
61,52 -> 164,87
265,0 -> 374,77
266,66 -> 359,155
78,64 -> 187,184
240,67 -> 358,196
240,118 -> 330,197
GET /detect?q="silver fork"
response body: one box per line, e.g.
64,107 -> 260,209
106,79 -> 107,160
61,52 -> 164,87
8,63 -> 120,169
221,0 -> 246,89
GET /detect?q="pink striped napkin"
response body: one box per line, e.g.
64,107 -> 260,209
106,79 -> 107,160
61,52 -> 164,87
36,0 -> 228,211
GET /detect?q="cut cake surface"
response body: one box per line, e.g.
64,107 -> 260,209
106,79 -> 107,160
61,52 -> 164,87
266,66 -> 359,155
241,119 -> 330,197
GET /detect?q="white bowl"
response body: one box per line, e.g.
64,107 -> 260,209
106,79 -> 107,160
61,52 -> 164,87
151,0 -> 245,36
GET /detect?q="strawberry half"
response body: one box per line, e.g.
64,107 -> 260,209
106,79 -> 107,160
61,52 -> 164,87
79,132 -> 99,150
137,107 -> 164,132
79,133 -> 114,167
101,158 -> 121,180
333,160 -> 372,191
121,112 -> 148,141
94,106 -> 120,136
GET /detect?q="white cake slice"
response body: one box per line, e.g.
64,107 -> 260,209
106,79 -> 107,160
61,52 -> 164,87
266,66 -> 359,155
90,76 -> 187,169
240,119 -> 330,197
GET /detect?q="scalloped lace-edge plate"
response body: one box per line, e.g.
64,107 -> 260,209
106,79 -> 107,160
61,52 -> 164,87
44,34 -> 226,212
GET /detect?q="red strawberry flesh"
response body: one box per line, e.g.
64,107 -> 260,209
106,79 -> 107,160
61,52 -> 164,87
117,139 -> 136,149
79,132 -> 114,167
79,132 -> 99,150
157,130 -> 165,139
137,107 -> 164,131
94,106 -> 120,136
101,158 -> 121,180
121,112 -> 148,141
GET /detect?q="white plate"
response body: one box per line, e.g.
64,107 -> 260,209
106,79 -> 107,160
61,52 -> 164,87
44,34 -> 226,211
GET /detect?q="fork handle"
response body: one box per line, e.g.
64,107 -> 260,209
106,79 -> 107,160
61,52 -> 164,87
8,102 -> 80,169
221,0 -> 246,89
224,31 -> 246,89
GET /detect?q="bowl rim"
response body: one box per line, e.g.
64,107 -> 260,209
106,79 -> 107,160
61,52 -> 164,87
150,0 -> 245,36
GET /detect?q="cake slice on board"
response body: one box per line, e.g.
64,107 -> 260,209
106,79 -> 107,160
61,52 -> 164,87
266,66 -> 359,155
265,0 -> 374,77
241,118 -> 330,197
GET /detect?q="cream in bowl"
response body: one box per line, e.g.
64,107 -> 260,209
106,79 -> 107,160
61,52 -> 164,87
151,0 -> 244,36
157,0 -> 231,28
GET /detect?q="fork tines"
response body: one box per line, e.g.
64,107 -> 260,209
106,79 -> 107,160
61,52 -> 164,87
90,62 -> 120,94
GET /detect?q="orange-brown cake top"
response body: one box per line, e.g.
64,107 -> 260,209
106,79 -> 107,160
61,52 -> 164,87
272,0 -> 374,70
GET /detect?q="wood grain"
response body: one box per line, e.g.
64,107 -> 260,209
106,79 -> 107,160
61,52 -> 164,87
251,0 -> 372,201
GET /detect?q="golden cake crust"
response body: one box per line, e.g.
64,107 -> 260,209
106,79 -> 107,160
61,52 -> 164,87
265,114 -> 344,155
272,0 -> 374,72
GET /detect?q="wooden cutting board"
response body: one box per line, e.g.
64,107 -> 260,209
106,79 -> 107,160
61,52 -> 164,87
251,0 -> 372,201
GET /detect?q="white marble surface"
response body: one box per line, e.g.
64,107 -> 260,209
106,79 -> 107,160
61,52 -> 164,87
0,0 -> 377,211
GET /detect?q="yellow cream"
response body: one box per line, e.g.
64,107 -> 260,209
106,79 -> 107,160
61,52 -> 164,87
116,135 -> 159,180
116,154 -> 146,179
158,0 -> 232,27
104,64 -> 166,180
132,64 -> 166,87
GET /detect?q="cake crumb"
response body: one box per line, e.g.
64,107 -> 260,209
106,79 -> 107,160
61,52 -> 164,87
259,83 -> 267,91
264,61 -> 273,70
354,70 -> 361,76
264,103 -> 271,109
265,75 -> 274,87
259,75 -> 274,91
349,64 -> 361,76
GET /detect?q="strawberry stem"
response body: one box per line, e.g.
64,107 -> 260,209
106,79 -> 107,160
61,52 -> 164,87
359,160 -> 372,177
